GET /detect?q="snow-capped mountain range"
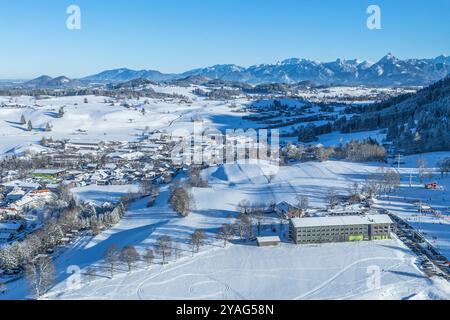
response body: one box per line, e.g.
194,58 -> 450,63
27,54 -> 450,87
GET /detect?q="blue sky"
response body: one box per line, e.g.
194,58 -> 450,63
0,0 -> 449,79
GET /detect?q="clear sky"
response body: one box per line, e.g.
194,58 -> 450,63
1,0 -> 449,79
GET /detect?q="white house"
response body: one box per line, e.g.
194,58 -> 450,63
11,189 -> 57,211
275,201 -> 300,216
5,187 -> 26,203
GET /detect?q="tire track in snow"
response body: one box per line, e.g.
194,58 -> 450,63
135,248 -> 225,300
294,257 -> 407,300
235,163 -> 275,202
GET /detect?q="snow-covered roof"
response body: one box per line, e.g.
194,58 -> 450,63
2,180 -> 40,189
291,214 -> 393,228
6,187 -> 26,196
0,222 -> 22,231
67,140 -> 102,146
33,168 -> 66,175
275,201 -> 297,212
0,232 -> 12,240
257,236 -> 281,243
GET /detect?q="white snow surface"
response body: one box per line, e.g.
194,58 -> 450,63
0,91 -> 449,300
3,160 -> 448,300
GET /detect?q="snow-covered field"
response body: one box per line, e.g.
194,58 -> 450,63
0,93 -> 257,156
72,184 -> 141,206
45,161 -> 450,300
1,88 -> 449,300
3,160 -> 449,300
47,240 -> 449,300
377,153 -> 450,259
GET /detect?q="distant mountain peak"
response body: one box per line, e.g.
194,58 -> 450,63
25,75 -> 76,87
78,53 -> 450,87
379,53 -> 399,63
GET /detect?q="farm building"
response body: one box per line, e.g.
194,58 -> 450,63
65,140 -> 104,151
1,180 -> 40,193
257,236 -> 281,247
275,201 -> 304,219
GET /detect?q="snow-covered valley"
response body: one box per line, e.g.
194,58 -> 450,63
0,84 -> 449,300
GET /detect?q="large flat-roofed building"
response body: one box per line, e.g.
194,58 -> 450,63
289,214 -> 393,244
32,168 -> 67,179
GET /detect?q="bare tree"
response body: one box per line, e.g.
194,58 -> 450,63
348,182 -> 361,203
296,195 -> 309,211
427,168 -> 434,181
156,236 -> 172,264
85,266 -> 97,283
168,184 -> 193,217
190,229 -> 207,254
287,207 -> 303,218
217,224 -> 234,247
235,213 -> 252,241
438,158 -> 450,177
236,199 -> 251,215
144,184 -> 160,208
173,241 -> 181,260
103,244 -> 120,278
326,188 -> 339,209
362,173 -> 381,198
315,146 -> 334,162
0,282 -> 6,295
120,246 -> 140,272
251,209 -> 265,236
25,256 -> 56,299
383,169 -> 400,193
188,166 -> 208,187
418,158 -> 426,183
144,248 -> 155,268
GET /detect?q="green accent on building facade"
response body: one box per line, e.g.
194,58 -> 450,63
349,234 -> 364,241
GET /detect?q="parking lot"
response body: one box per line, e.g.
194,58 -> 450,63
389,213 -> 450,281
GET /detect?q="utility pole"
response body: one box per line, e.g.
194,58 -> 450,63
396,153 -> 402,171
419,200 -> 422,235
409,170 -> 413,188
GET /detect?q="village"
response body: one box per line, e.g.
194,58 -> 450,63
0,130 -> 182,246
